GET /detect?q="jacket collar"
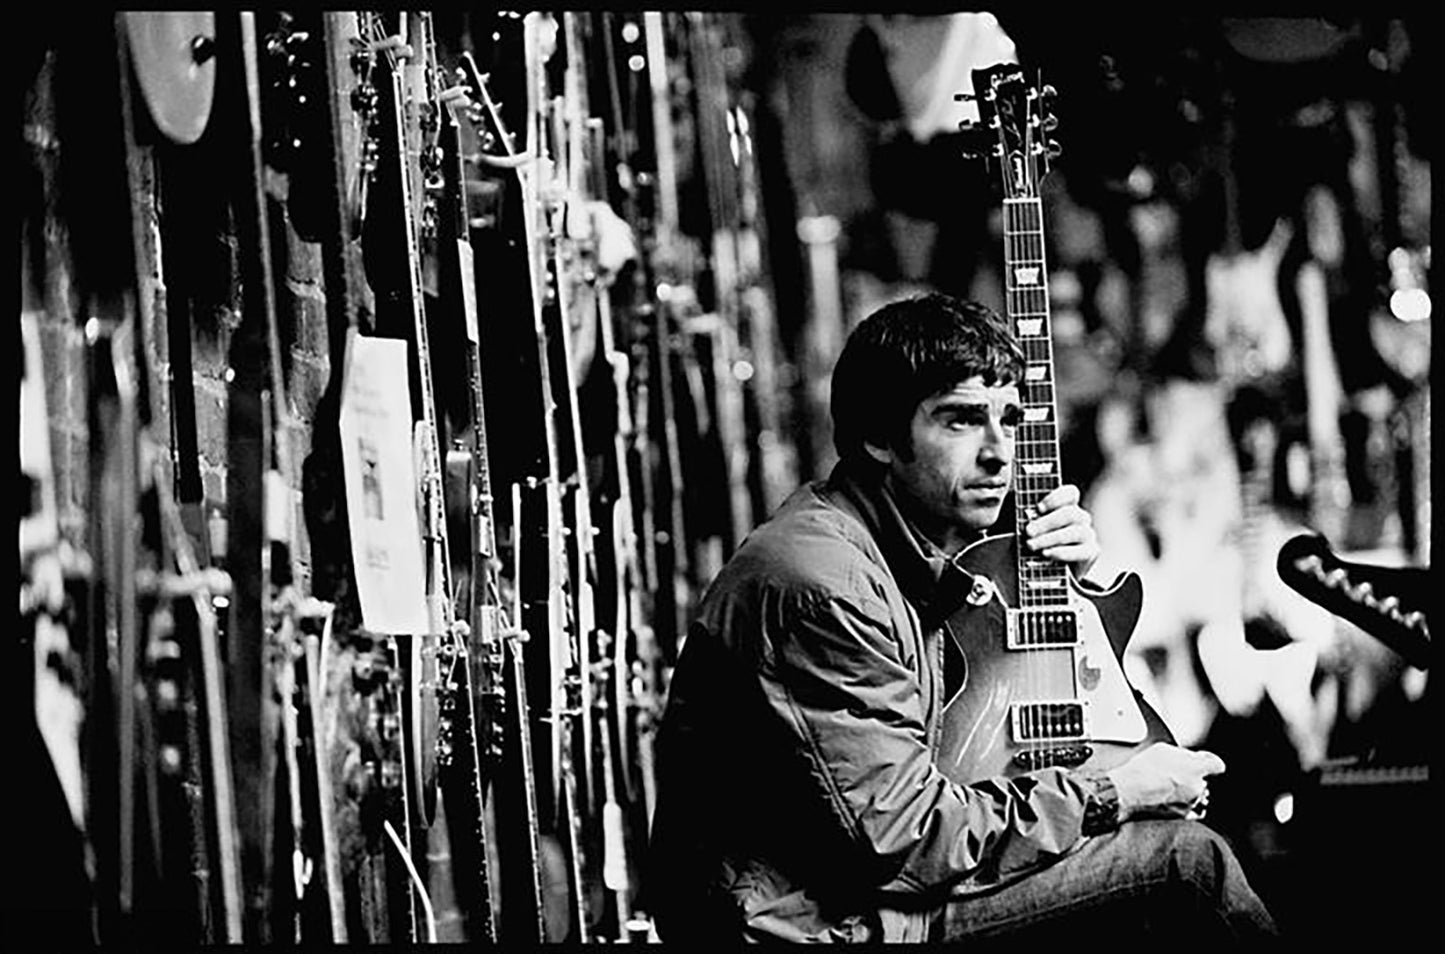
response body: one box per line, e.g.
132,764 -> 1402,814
828,459 -> 982,630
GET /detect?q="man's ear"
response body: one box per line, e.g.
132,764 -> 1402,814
863,440 -> 892,465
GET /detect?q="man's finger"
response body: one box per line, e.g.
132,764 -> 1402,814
1195,750 -> 1227,775
1035,484 -> 1081,513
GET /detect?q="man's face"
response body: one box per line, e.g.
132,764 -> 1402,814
867,375 -> 1020,555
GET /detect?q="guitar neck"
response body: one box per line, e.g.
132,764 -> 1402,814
1002,198 -> 1069,607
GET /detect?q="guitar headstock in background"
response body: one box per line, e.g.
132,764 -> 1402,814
1276,533 -> 1430,671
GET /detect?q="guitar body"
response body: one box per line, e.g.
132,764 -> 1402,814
122,12 -> 216,145
938,533 -> 1174,782
1204,219 -> 1295,389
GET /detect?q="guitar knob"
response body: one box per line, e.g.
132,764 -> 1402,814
191,35 -> 216,65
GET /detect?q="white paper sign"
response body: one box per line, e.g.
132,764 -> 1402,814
339,331 -> 428,634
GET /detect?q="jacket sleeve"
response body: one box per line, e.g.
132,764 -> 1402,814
759,588 -> 1098,896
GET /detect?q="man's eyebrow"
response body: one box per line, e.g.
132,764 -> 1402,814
932,396 -> 990,411
934,393 -> 1021,408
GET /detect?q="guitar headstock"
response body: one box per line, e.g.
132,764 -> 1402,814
958,63 -> 1060,200
457,52 -> 524,162
1277,534 -> 1431,670
260,13 -> 321,173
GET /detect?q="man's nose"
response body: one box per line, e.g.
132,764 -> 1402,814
978,416 -> 1012,465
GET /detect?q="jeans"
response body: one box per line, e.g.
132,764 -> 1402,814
933,820 -> 1278,944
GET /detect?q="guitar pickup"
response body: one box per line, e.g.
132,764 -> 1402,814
1006,607 -> 1079,649
1010,700 -> 1087,743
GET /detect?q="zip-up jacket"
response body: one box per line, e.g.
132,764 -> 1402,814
648,459 -> 1116,942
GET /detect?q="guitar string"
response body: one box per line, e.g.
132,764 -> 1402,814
1009,198 -> 1038,744
1009,191 -> 1071,748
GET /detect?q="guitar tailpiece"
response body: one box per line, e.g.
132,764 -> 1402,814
1013,744 -> 1093,771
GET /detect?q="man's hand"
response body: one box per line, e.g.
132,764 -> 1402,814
1107,742 -> 1225,822
1024,483 -> 1100,580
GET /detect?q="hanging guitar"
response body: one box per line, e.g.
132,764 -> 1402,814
938,64 -> 1174,781
1276,534 -> 1430,671
459,36 -> 574,944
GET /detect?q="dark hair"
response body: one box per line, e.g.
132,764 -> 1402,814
831,294 -> 1024,464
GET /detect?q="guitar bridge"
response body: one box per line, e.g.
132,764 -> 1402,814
1006,607 -> 1079,649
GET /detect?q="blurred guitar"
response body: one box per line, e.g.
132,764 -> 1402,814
1203,87 -> 1293,393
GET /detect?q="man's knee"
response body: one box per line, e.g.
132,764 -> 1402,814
1162,820 -> 1238,898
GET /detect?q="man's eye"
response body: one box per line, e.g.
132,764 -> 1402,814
949,409 -> 988,427
1001,407 -> 1024,427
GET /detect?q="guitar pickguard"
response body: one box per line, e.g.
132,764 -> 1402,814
1070,597 -> 1148,743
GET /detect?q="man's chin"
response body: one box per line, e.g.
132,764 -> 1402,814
958,504 -> 1005,531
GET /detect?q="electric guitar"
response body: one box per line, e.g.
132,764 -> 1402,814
938,65 -> 1173,781
461,36 -> 580,943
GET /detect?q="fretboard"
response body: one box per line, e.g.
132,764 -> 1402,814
1003,198 -> 1068,607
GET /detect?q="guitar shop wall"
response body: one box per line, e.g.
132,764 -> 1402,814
19,10 -> 825,946
751,12 -> 1433,945
20,12 -> 354,945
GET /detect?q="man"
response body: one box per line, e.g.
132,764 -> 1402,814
647,294 -> 1276,943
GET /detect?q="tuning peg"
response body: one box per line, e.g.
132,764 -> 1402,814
349,45 -> 373,76
1045,138 -> 1063,160
1042,113 -> 1059,132
1348,581 -> 1376,606
439,84 -> 471,108
351,84 -> 378,114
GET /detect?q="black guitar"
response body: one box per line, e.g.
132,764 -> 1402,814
1276,534 -> 1430,671
938,65 -> 1173,781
